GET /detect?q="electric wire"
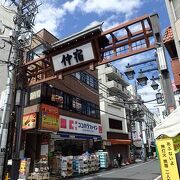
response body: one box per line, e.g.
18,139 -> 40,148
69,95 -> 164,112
61,81 -> 130,121
76,71 -> 156,104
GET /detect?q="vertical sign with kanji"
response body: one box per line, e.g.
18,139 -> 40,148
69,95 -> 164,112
156,138 -> 179,180
52,42 -> 95,72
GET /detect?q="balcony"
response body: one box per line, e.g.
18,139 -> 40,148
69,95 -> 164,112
105,66 -> 129,86
107,96 -> 124,106
106,80 -> 122,91
106,80 -> 130,98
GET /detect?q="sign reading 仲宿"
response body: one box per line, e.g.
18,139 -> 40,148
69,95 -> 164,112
59,115 -> 102,136
52,42 -> 95,72
156,138 -> 179,180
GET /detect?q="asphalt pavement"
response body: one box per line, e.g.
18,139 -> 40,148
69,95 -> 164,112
71,159 -> 161,180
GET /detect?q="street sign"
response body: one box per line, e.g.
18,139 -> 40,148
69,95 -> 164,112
156,93 -> 163,104
52,42 -> 95,72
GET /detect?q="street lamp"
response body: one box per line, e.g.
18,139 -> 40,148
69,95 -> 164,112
124,63 -> 135,80
136,69 -> 148,86
151,76 -> 159,90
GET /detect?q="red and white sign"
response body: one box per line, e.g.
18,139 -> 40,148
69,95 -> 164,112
59,115 -> 102,136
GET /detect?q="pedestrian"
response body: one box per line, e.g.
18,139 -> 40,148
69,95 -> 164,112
116,152 -> 123,168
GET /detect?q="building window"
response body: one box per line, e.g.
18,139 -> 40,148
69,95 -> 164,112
109,118 -> 123,130
63,93 -> 71,110
72,71 -> 98,90
26,44 -> 45,61
28,83 -> 100,119
171,0 -> 180,20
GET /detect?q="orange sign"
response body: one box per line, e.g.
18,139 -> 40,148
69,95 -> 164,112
22,113 -> 36,130
40,104 -> 59,132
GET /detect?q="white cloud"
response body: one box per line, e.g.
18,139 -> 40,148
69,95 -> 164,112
137,80 -> 161,112
34,0 -> 144,36
63,0 -> 82,13
102,15 -> 120,31
82,0 -> 142,16
83,20 -> 102,30
34,2 -> 66,36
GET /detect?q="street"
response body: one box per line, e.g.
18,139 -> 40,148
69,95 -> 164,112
72,159 -> 161,180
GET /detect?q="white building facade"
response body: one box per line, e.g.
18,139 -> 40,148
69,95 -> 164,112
97,64 -> 131,163
0,5 -> 15,119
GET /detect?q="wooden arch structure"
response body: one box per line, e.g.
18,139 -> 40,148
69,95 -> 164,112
22,14 -> 157,86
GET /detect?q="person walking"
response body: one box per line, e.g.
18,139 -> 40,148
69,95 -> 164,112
116,152 -> 123,168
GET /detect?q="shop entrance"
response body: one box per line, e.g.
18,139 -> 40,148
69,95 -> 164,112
53,138 -> 102,156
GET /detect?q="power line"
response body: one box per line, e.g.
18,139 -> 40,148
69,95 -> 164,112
60,81 -> 129,121
74,71 -> 155,105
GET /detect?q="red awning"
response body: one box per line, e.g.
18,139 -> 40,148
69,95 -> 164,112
108,139 -> 132,145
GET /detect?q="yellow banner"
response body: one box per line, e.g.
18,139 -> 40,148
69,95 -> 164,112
156,138 -> 179,180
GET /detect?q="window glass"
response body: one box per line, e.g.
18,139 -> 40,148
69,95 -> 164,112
72,71 -> 98,90
90,103 -> 96,117
27,44 -> 45,61
109,118 -> 123,130
82,100 -> 87,115
96,105 -> 100,118
86,75 -> 90,85
76,98 -> 82,112
89,77 -> 94,88
63,93 -> 70,110
28,83 -> 100,119
51,89 -> 63,108
76,72 -> 81,80
81,72 -> 86,83
86,102 -> 91,116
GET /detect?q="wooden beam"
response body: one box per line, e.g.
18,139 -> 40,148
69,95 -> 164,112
101,14 -> 149,36
28,76 -> 57,86
101,32 -> 153,53
98,44 -> 156,65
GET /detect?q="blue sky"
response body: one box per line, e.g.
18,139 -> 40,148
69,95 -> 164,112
2,0 -> 171,113
33,0 -> 170,39
33,0 -> 170,113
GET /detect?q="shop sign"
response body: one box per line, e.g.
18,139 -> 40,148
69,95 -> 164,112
40,104 -> 59,132
22,113 -> 36,130
51,94 -> 63,108
30,89 -> 41,100
18,158 -> 31,180
59,115 -> 102,136
156,138 -> 179,180
52,42 -> 95,72
23,104 -> 39,114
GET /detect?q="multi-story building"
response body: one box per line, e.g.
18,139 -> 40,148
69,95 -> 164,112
0,5 -> 15,119
165,0 -> 180,61
164,1 -> 180,89
21,26 -> 103,172
97,63 -> 131,164
127,85 -> 156,158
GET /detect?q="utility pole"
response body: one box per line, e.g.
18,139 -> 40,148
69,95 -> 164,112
0,1 -> 38,179
150,14 -> 176,114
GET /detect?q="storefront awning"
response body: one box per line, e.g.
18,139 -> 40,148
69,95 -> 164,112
54,132 -> 102,140
108,139 -> 131,145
